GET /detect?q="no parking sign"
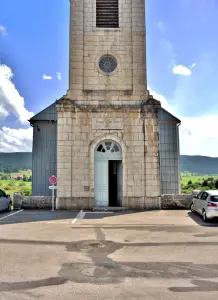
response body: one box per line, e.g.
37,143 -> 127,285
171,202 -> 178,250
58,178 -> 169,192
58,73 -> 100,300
49,175 -> 57,211
49,175 -> 57,185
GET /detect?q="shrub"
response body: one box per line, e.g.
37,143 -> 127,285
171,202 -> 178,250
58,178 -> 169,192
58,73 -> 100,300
202,180 -> 208,187
187,180 -> 192,185
22,188 -> 31,196
19,182 -> 25,187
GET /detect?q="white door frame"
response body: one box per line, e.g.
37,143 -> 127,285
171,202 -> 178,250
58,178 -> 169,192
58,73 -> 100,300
94,140 -> 122,207
90,135 -> 127,208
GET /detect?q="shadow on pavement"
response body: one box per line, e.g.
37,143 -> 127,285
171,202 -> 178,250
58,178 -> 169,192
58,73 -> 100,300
187,212 -> 218,227
0,210 -> 79,225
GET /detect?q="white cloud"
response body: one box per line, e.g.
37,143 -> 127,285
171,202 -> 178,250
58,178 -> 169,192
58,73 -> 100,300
0,127 -> 33,152
0,25 -> 7,36
0,64 -> 34,124
172,64 -> 193,76
156,21 -> 165,33
0,106 -> 9,120
43,74 -> 52,80
149,87 -> 218,157
189,62 -> 196,69
57,72 -> 62,80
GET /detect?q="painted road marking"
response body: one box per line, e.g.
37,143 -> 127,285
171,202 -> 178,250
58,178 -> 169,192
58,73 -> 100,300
47,221 -> 70,224
85,211 -> 113,214
72,210 -> 85,224
0,209 -> 24,221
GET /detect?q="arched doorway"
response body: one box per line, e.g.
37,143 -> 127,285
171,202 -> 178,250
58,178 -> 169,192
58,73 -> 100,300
94,140 -> 123,207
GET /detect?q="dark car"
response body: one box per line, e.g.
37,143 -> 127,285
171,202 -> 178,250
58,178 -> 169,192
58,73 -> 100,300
0,189 -> 12,212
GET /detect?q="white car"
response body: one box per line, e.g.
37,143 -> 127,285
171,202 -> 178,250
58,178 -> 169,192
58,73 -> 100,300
190,190 -> 218,222
0,189 -> 12,212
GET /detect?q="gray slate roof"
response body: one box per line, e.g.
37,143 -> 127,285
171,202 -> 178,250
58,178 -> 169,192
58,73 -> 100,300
29,103 -> 57,123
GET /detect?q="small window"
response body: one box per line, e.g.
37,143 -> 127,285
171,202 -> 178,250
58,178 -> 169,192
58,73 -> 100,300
96,0 -> 119,28
210,196 -> 218,202
0,190 -> 6,197
197,192 -> 203,199
96,141 -> 120,153
201,192 -> 208,200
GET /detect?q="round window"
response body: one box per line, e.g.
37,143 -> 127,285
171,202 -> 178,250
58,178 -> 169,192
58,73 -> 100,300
99,55 -> 117,74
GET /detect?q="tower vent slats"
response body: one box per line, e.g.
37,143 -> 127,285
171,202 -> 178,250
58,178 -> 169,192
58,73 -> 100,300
96,0 -> 119,28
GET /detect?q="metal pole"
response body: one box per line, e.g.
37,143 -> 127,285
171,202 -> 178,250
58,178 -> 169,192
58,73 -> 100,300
52,184 -> 54,211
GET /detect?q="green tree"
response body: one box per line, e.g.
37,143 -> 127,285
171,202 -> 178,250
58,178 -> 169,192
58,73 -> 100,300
202,180 -> 208,187
188,180 -> 192,185
215,180 -> 218,189
28,175 -> 32,182
23,174 -> 28,182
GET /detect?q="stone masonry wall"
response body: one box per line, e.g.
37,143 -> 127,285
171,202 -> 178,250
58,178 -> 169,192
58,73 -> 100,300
68,0 -> 148,102
13,193 -> 192,210
13,194 -> 52,210
56,99 -> 161,210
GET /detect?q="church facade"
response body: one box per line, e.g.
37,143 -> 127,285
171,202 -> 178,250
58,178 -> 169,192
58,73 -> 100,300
29,0 -> 181,210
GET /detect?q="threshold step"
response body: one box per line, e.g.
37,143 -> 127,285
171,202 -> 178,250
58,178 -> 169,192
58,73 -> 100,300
92,206 -> 126,212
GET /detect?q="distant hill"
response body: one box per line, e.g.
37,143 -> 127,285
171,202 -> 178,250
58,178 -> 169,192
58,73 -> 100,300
0,152 -> 32,173
180,155 -> 218,174
0,152 -> 218,175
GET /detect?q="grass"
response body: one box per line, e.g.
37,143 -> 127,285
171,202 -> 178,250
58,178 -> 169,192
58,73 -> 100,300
0,180 -> 32,197
181,174 -> 218,185
0,170 -> 32,199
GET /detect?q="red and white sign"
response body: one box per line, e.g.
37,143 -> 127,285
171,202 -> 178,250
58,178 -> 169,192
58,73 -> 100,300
49,175 -> 57,185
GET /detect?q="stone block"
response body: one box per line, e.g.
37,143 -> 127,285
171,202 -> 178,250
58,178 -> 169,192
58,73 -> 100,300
161,194 -> 192,209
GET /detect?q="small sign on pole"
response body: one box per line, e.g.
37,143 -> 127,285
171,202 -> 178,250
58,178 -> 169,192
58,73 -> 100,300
49,175 -> 57,211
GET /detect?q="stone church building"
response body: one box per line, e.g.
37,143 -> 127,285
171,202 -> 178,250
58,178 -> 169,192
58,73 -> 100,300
29,0 -> 181,210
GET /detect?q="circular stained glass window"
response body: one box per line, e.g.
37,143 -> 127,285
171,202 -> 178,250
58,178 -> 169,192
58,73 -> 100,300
99,55 -> 117,74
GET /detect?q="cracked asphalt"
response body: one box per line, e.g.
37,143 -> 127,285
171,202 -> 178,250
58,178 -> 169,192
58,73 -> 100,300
0,209 -> 218,299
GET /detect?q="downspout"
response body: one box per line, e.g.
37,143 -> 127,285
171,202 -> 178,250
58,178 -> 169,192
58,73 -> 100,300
177,122 -> 181,194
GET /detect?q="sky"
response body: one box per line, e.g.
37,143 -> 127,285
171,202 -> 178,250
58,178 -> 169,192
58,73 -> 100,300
0,0 -> 218,156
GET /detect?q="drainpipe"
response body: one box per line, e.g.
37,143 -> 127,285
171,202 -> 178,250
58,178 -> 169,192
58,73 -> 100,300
177,122 -> 181,195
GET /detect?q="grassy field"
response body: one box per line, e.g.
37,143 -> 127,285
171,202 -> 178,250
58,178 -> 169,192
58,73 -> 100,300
0,180 -> 32,197
0,170 -> 32,198
181,174 -> 218,185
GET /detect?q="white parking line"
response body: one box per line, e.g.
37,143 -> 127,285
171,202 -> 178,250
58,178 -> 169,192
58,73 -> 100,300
72,210 -> 85,224
0,209 -> 24,221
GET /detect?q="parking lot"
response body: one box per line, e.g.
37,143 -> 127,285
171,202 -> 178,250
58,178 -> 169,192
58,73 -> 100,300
1,209 -> 218,299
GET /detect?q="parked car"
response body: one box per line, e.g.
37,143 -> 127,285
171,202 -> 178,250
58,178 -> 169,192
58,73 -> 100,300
0,189 -> 12,212
190,190 -> 218,222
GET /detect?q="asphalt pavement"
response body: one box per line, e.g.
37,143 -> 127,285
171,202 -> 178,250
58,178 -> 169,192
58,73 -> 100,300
0,209 -> 218,299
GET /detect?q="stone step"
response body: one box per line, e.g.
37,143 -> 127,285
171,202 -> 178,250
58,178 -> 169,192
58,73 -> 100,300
92,206 -> 126,212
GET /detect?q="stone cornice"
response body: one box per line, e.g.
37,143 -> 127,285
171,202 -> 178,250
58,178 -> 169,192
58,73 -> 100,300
55,97 -> 161,114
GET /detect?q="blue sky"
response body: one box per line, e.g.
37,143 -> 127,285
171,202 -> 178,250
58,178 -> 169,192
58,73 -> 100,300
0,0 -> 218,156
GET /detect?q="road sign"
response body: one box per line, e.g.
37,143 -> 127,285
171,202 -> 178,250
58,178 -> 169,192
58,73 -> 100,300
49,175 -> 57,185
49,186 -> 57,190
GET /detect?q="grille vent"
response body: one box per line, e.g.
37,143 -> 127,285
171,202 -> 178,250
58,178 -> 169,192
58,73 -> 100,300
96,0 -> 119,28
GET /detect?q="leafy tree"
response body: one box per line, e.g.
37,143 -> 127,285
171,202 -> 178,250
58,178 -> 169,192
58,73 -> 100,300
23,174 -> 28,182
215,180 -> 218,189
28,175 -> 32,182
202,180 -> 208,187
188,180 -> 192,185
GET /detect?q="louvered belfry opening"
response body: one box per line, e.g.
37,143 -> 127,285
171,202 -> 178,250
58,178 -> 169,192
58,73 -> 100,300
96,0 -> 119,28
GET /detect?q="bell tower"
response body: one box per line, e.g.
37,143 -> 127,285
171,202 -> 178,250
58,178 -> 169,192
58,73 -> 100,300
67,0 -> 148,102
56,0 -> 161,210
